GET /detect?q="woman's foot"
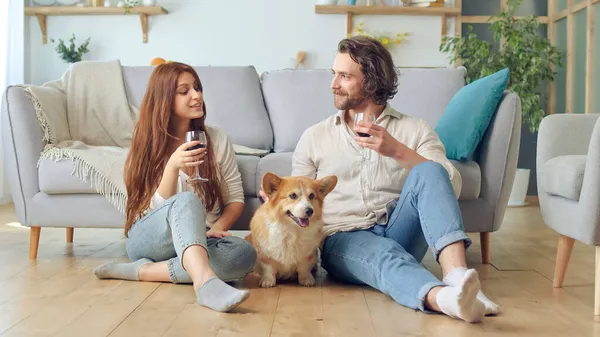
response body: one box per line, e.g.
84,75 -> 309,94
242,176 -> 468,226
93,258 -> 153,281
195,276 -> 250,312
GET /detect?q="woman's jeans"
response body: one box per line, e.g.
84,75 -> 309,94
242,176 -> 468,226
321,161 -> 472,312
126,192 -> 257,283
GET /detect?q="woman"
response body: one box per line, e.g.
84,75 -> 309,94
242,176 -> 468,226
93,62 -> 256,313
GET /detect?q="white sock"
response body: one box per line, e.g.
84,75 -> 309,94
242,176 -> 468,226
436,269 -> 485,323
444,267 -> 499,315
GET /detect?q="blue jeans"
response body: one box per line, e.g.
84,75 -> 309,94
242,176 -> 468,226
126,192 -> 257,283
321,161 -> 472,312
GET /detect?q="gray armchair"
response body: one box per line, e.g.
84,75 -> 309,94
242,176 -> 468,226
536,113 -> 600,316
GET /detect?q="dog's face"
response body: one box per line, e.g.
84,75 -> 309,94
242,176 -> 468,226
261,172 -> 337,229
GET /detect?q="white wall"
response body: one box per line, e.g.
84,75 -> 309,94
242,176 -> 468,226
26,0 -> 457,85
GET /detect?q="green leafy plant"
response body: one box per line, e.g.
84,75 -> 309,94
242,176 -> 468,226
439,0 -> 565,132
50,34 -> 91,64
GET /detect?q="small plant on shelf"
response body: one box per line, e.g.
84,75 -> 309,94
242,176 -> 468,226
349,22 -> 409,50
50,34 -> 91,64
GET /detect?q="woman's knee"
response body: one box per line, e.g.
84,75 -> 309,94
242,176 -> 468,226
169,191 -> 202,208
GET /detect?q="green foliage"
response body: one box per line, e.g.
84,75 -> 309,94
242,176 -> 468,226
50,34 -> 91,64
439,0 -> 565,132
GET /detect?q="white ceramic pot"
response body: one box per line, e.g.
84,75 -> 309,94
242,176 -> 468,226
507,168 -> 530,207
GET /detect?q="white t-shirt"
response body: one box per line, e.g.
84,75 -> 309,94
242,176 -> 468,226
148,125 -> 245,228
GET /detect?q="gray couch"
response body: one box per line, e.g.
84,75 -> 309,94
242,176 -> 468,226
1,66 -> 521,261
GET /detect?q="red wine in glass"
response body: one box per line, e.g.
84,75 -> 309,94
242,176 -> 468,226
185,130 -> 208,183
354,112 -> 376,137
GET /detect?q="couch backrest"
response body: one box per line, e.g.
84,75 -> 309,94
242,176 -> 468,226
261,67 -> 466,153
390,67 -> 466,127
261,69 -> 339,153
121,65 -> 274,150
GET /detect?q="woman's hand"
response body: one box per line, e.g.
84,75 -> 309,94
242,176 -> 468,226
167,141 -> 206,172
206,228 -> 232,239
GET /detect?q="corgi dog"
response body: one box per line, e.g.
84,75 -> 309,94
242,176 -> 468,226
246,172 -> 337,288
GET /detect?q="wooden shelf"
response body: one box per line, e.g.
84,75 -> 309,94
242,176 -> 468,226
25,6 -> 168,44
315,5 -> 461,16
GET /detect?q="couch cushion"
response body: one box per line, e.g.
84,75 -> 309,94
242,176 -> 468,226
254,152 -> 480,201
261,67 -> 466,153
40,155 -> 261,197
121,66 -> 273,150
236,155 -> 260,197
388,67 -> 466,127
261,69 -> 339,153
39,158 -> 96,194
256,152 -> 294,195
450,160 -> 481,200
539,155 -> 586,201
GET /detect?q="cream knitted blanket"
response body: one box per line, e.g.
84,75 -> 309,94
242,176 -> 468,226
22,60 -> 138,214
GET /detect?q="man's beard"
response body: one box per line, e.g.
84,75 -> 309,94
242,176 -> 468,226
333,90 -> 367,110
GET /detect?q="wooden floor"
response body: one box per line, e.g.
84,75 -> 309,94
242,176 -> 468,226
1,202 -> 599,336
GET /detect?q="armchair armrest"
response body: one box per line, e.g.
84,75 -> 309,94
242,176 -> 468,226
1,86 -> 48,226
536,113 -> 600,167
475,90 -> 522,231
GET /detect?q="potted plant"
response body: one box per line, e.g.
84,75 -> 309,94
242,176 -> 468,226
51,34 -> 91,64
439,0 -> 565,206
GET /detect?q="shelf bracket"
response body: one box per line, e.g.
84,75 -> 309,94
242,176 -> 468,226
36,14 -> 47,44
346,12 -> 353,36
441,14 -> 447,43
139,14 -> 149,43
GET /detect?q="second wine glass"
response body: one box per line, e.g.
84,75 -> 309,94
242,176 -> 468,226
354,112 -> 376,137
185,130 -> 208,183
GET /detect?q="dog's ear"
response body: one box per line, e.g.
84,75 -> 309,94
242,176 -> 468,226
317,175 -> 337,197
262,172 -> 282,197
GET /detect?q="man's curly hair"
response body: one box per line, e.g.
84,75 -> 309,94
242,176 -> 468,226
338,35 -> 399,106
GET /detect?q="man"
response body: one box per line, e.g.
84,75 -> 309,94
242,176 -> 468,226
261,36 -> 499,323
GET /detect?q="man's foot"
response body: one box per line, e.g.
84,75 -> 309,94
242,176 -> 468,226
195,276 -> 250,312
436,269 -> 485,323
444,267 -> 499,315
93,258 -> 153,281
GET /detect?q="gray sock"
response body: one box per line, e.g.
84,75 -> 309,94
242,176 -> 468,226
93,258 -> 152,281
196,276 -> 250,312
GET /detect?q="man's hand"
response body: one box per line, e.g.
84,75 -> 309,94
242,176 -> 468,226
206,228 -> 232,239
354,121 -> 428,169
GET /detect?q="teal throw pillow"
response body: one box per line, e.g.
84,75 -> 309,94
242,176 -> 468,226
435,68 -> 510,161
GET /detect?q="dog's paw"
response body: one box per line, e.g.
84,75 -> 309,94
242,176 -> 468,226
259,277 -> 277,288
298,274 -> 315,287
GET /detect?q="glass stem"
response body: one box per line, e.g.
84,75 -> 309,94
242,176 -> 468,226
195,166 -> 200,178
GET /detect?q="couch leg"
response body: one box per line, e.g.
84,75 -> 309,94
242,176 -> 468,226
553,234 -> 575,288
29,226 -> 41,259
66,227 -> 74,243
480,232 -> 491,264
594,246 -> 600,316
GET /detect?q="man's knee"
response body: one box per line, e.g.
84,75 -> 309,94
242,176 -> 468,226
410,161 -> 449,182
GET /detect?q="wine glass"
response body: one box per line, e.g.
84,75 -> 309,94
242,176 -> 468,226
354,112 -> 376,137
185,130 -> 208,183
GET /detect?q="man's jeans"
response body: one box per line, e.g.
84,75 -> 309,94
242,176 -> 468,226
321,161 -> 472,312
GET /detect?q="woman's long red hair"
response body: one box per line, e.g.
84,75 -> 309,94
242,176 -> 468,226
124,62 -> 223,236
